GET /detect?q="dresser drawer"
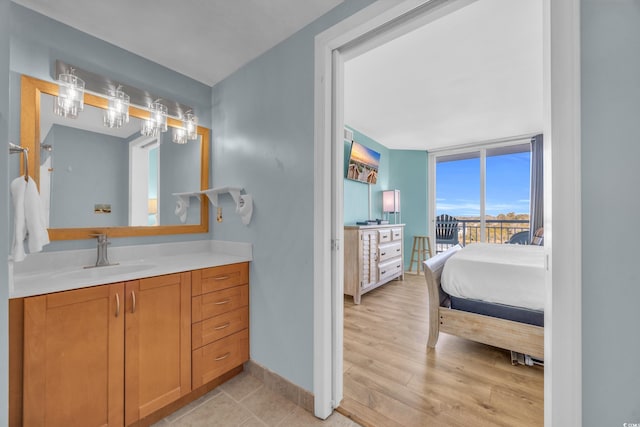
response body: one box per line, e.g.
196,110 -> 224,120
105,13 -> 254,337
378,241 -> 402,262
192,307 -> 249,350
391,228 -> 402,241
192,263 -> 249,296
192,284 -> 249,323
378,229 -> 392,243
192,329 -> 249,388
379,258 -> 403,282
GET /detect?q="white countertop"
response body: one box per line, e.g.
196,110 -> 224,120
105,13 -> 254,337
9,240 -> 252,299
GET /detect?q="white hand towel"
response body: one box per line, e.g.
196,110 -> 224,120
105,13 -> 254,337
174,195 -> 190,223
237,194 -> 253,225
11,176 -> 50,262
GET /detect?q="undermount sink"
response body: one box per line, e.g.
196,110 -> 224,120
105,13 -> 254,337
52,263 -> 156,281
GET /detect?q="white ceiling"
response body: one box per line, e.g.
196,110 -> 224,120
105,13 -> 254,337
11,0 -> 344,86
344,0 -> 543,151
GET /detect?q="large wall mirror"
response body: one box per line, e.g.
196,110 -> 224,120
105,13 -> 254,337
20,75 -> 209,240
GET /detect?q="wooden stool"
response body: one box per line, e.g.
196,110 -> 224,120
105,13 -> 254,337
409,236 -> 433,274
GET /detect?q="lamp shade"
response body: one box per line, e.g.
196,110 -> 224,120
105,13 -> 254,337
382,190 -> 400,213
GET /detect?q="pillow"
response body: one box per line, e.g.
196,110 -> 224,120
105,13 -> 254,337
531,227 -> 544,246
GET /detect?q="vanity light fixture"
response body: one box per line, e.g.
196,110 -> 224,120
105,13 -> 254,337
141,100 -> 168,137
54,69 -> 85,119
172,128 -> 187,144
184,111 -> 198,141
172,111 -> 199,144
103,86 -> 130,128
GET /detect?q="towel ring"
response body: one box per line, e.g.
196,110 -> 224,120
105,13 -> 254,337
8,142 -> 29,182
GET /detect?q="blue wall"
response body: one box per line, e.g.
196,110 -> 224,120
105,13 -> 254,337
343,126 -> 429,269
581,0 -> 640,424
0,0 -> 10,423
343,126 -> 390,224
389,150 -> 429,269
7,3 -> 214,251
211,1 -> 375,391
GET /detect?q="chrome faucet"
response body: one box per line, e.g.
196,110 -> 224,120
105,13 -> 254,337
89,233 -> 117,268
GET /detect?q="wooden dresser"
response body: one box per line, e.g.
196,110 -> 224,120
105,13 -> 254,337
344,224 -> 405,304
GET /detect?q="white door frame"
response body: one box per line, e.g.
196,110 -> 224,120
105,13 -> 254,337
313,0 -> 581,425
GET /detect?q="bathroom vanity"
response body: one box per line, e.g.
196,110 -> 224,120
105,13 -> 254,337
9,241 -> 251,427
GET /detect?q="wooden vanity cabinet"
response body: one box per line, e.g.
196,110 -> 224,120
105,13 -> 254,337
23,283 -> 126,427
124,272 -> 192,425
191,263 -> 250,388
15,263 -> 249,426
21,272 -> 192,427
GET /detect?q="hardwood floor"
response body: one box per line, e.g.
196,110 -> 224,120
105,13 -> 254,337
338,272 -> 543,427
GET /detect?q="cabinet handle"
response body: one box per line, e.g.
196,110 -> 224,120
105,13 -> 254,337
215,299 -> 231,305
215,352 -> 231,361
214,322 -> 231,330
131,290 -> 136,314
214,275 -> 230,281
380,252 -> 386,256
115,293 -> 120,317
381,270 -> 386,275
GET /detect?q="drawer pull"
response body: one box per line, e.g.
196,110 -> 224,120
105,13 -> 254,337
380,252 -> 386,256
215,352 -> 231,361
214,275 -> 230,281
214,322 -> 231,330
381,270 -> 386,275
215,299 -> 231,305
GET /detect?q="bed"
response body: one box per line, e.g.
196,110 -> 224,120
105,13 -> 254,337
423,243 -> 544,359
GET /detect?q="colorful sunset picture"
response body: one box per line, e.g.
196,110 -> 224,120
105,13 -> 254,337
347,141 -> 380,184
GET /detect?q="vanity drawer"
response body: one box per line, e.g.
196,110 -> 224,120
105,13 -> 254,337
192,262 -> 249,296
378,229 -> 392,243
192,329 -> 249,388
192,307 -> 249,350
192,284 -> 248,323
391,228 -> 402,241
379,241 -> 402,262
378,258 -> 403,282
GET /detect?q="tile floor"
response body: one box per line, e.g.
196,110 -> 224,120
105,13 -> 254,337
152,371 -> 361,427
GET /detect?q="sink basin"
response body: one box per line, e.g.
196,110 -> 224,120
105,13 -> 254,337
52,263 -> 156,281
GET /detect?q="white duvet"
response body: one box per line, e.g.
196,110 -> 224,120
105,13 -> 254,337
441,243 -> 545,311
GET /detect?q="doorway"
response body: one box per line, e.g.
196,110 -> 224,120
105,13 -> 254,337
313,0 -> 581,425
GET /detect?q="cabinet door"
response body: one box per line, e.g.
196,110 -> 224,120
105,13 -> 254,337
360,230 -> 379,288
23,283 -> 125,427
125,272 -> 191,425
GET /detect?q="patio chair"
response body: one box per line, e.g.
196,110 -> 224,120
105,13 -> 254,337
436,214 -> 459,251
507,230 -> 530,245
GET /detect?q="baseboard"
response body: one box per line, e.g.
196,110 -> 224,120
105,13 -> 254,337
243,360 -> 314,413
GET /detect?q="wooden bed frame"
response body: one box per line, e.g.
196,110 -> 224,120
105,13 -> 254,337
423,245 -> 544,360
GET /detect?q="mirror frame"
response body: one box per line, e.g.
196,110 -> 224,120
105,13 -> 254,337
20,75 -> 210,240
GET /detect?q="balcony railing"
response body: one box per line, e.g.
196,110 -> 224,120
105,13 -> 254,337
435,219 -> 530,253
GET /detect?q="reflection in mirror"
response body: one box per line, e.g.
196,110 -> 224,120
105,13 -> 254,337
21,75 -> 209,240
40,96 -> 202,228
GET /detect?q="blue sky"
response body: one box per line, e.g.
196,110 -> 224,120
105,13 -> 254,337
436,152 -> 531,217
